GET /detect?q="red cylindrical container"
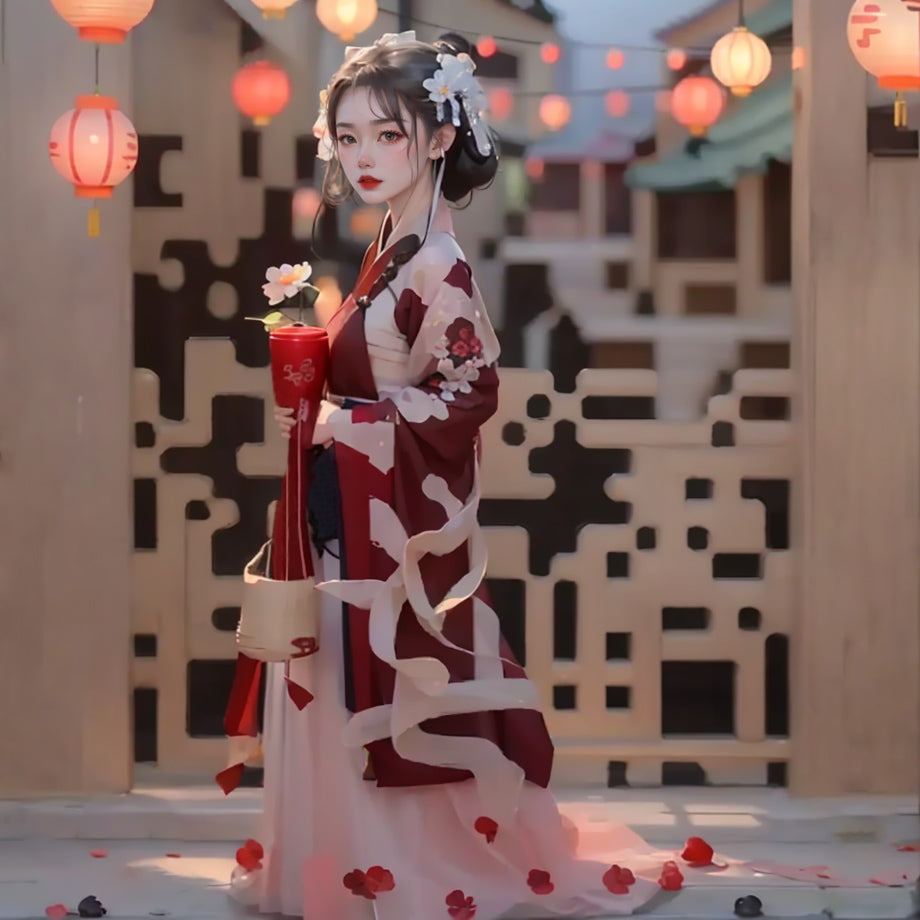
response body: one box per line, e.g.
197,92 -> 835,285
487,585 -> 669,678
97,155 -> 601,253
269,325 -> 329,424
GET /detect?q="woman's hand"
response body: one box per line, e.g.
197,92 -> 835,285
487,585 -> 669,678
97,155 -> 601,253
274,405 -> 296,440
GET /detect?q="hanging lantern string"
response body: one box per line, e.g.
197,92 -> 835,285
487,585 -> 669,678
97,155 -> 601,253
375,3 -> 792,53
94,43 -> 100,93
738,0 -> 745,28
515,84 -> 670,97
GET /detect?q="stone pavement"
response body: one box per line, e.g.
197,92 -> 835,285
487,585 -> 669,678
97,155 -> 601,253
0,775 -> 916,920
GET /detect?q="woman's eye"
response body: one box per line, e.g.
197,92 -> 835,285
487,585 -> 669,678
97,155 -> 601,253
381,130 -> 404,143
337,134 -> 356,145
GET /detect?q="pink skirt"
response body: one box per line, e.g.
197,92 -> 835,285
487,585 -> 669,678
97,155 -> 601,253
232,553 -> 664,919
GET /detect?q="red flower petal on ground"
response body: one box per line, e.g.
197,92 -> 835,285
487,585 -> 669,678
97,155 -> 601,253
90,849 -> 108,858
45,906 -> 68,920
527,869 -> 555,894
474,816 -> 498,843
244,839 -> 264,860
344,869 -> 375,899
897,844 -> 920,852
365,866 -> 395,893
236,846 -> 262,872
680,836 -> 714,866
446,889 -> 477,919
603,864 -> 635,894
165,852 -> 182,858
658,860 -> 684,891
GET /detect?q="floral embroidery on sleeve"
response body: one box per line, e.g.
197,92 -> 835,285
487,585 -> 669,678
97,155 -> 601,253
431,317 -> 487,402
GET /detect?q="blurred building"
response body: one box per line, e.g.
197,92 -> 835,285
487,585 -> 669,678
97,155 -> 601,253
623,0 -> 793,421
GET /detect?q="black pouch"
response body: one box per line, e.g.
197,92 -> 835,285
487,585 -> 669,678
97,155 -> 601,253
307,445 -> 341,557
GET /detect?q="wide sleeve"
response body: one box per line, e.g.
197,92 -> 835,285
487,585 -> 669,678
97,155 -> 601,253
319,250 -> 502,464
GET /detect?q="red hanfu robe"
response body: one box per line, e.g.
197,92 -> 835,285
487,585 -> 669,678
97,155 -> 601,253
314,200 -> 553,821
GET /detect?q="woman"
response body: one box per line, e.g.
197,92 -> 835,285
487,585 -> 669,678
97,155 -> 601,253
242,31 -> 664,920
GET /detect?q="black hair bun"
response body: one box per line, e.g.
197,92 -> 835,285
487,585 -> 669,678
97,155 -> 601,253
435,32 -> 472,57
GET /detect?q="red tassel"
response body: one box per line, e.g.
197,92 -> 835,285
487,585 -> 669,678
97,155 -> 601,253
216,763 -> 245,796
285,677 -> 315,710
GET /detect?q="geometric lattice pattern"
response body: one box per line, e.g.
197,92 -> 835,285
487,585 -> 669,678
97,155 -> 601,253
479,367 -> 794,787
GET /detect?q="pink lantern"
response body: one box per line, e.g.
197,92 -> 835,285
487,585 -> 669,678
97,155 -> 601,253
251,0 -> 298,17
232,60 -> 291,126
488,87 -> 514,121
667,48 -> 687,71
477,36 -> 498,58
606,48 -> 624,70
539,94 -> 572,131
49,0 -> 155,43
605,90 -> 630,118
541,42 -> 561,65
670,74 -> 725,136
847,0 -> 920,126
48,95 -> 138,236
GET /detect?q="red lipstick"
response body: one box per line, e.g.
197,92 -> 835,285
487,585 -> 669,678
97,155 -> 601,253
358,175 -> 382,189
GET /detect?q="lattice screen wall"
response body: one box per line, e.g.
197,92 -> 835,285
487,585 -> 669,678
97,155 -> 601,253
130,0 -> 794,788
133,355 -> 794,785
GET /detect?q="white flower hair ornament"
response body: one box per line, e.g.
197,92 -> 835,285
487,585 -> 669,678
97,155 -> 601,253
423,52 -> 493,160
313,89 -> 334,162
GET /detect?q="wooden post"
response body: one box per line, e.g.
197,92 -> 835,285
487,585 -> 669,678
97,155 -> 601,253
791,0 -> 920,794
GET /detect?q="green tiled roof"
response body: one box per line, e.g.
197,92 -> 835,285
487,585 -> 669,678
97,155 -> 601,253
625,73 -> 793,191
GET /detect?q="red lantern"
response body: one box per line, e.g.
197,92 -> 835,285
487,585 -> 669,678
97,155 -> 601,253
670,74 -> 725,136
48,94 -> 138,236
233,60 -> 291,126
606,48 -> 624,70
49,0 -> 155,43
540,42 -> 561,65
667,48 -> 688,71
488,87 -> 514,121
847,0 -> 920,126
605,90 -> 630,118
477,36 -> 498,58
539,94 -> 572,131
525,158 -> 544,181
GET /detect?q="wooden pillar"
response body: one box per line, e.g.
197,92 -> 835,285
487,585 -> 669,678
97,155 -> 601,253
791,0 -> 920,794
0,3 -> 133,793
735,173 -> 765,318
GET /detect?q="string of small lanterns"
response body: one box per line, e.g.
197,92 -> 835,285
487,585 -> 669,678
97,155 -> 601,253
42,0 -> 920,233
47,0 -> 153,236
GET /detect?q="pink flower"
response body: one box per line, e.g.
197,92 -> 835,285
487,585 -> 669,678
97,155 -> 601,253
450,341 -> 471,358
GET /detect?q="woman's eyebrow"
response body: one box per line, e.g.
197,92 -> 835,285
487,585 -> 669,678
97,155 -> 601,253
336,118 -> 399,129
